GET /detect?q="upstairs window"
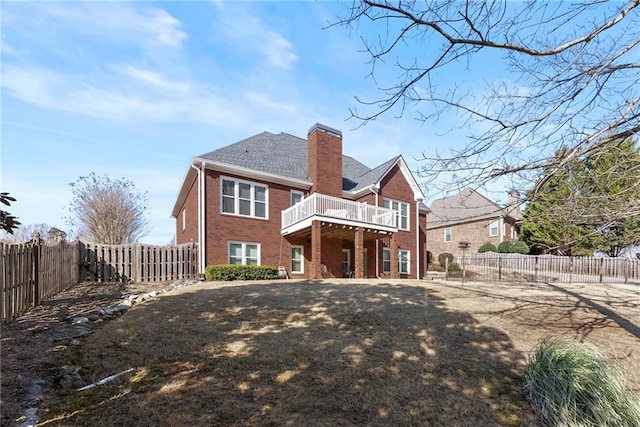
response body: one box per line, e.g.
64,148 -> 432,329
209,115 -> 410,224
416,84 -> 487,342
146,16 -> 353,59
221,178 -> 267,219
383,198 -> 409,230
444,227 -> 452,242
290,190 -> 304,206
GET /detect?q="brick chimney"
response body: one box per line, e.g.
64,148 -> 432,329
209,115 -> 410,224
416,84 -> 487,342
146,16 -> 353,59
307,123 -> 343,197
506,190 -> 522,219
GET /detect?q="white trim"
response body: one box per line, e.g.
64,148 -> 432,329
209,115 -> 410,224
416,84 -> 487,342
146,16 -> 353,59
220,176 -> 269,220
228,241 -> 261,265
444,227 -> 452,243
195,157 -> 313,189
182,209 -> 186,231
290,245 -> 304,274
416,200 -> 420,279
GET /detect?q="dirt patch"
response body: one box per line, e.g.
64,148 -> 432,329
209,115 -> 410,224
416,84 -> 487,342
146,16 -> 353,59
2,280 -> 639,426
0,280 -> 169,426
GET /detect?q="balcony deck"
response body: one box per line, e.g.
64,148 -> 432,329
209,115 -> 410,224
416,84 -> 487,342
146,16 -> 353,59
281,193 -> 397,237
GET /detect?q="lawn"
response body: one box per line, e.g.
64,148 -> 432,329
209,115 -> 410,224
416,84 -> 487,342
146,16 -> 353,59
31,280 -> 640,426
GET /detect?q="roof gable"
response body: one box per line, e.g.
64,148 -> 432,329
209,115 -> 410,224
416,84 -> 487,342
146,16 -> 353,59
427,187 -> 508,228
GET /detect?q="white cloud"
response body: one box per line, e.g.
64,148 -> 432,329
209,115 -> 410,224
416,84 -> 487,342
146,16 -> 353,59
43,3 -> 187,49
117,65 -> 190,93
214,5 -> 298,70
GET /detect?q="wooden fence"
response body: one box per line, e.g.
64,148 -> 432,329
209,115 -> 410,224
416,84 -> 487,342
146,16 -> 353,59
1,238 -> 79,323
2,240 -> 198,323
448,253 -> 640,284
78,242 -> 198,283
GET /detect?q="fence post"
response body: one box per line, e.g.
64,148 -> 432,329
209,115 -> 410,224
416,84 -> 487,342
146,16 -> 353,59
134,243 -> 141,283
599,257 -> 604,283
498,256 -> 502,281
569,256 -> 573,284
32,233 -> 42,307
445,258 -> 449,280
624,258 -> 628,284
534,256 -> 539,282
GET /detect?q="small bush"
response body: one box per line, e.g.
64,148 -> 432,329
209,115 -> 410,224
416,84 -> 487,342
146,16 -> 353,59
438,252 -> 454,267
448,261 -> 461,271
512,240 -> 530,254
205,264 -> 280,281
478,242 -> 497,253
497,241 -> 514,253
524,339 -> 640,427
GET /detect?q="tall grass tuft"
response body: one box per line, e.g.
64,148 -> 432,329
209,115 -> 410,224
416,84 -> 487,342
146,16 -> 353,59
523,339 -> 640,426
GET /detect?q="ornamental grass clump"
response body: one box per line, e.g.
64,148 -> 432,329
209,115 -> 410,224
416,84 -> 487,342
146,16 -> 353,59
523,339 -> 640,427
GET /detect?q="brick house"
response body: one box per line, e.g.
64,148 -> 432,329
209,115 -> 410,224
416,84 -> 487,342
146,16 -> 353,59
425,187 -> 521,259
171,123 -> 429,279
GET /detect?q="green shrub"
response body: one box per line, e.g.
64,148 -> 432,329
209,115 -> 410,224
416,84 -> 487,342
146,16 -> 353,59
524,339 -> 640,427
448,261 -> 461,271
438,252 -> 454,266
478,242 -> 497,253
497,241 -> 514,253
205,264 -> 280,281
512,240 -> 530,254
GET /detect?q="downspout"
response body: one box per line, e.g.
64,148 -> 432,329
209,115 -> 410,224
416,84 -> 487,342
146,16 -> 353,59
499,214 -> 504,243
371,185 -> 382,279
200,162 -> 206,274
416,200 -> 420,280
189,163 -> 202,274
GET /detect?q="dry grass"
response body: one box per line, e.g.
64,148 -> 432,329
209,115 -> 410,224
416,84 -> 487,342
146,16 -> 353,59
28,280 -> 640,426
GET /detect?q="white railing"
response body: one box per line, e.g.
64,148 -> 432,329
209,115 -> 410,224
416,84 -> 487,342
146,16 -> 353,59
281,193 -> 397,230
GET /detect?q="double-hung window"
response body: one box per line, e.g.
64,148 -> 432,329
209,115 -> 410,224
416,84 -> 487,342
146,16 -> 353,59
489,220 -> 499,237
398,250 -> 410,274
229,242 -> 260,265
383,248 -> 410,274
444,227 -> 452,242
383,198 -> 409,230
221,178 -> 267,219
382,248 -> 391,273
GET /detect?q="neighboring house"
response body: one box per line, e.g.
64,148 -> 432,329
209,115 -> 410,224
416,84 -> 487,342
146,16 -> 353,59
426,187 -> 521,259
171,123 -> 429,279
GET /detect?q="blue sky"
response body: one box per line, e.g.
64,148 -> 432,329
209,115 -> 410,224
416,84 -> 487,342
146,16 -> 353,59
1,1 -> 510,245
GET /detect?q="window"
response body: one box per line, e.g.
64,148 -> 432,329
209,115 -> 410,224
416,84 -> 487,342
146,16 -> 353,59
383,248 -> 391,272
228,242 -> 260,265
383,248 -> 410,274
489,220 -> 499,237
221,178 -> 267,219
290,190 -> 304,206
399,250 -> 410,274
182,209 -> 186,231
444,227 -> 452,242
291,245 -> 304,274
383,198 -> 409,230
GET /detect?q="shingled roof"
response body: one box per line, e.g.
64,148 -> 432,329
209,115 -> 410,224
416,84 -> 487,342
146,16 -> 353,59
427,187 -> 516,229
197,131 -> 401,193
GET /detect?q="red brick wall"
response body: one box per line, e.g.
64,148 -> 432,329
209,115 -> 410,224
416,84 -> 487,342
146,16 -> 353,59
203,169 -> 306,269
175,176 -> 198,245
426,217 -> 520,259
308,127 -> 343,198
377,165 -> 425,279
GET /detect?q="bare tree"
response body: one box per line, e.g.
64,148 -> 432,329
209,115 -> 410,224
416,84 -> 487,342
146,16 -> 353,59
67,173 -> 149,244
337,1 -> 640,218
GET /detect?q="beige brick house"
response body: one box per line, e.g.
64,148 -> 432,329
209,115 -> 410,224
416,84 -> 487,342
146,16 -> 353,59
426,188 -> 521,259
171,123 -> 429,279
